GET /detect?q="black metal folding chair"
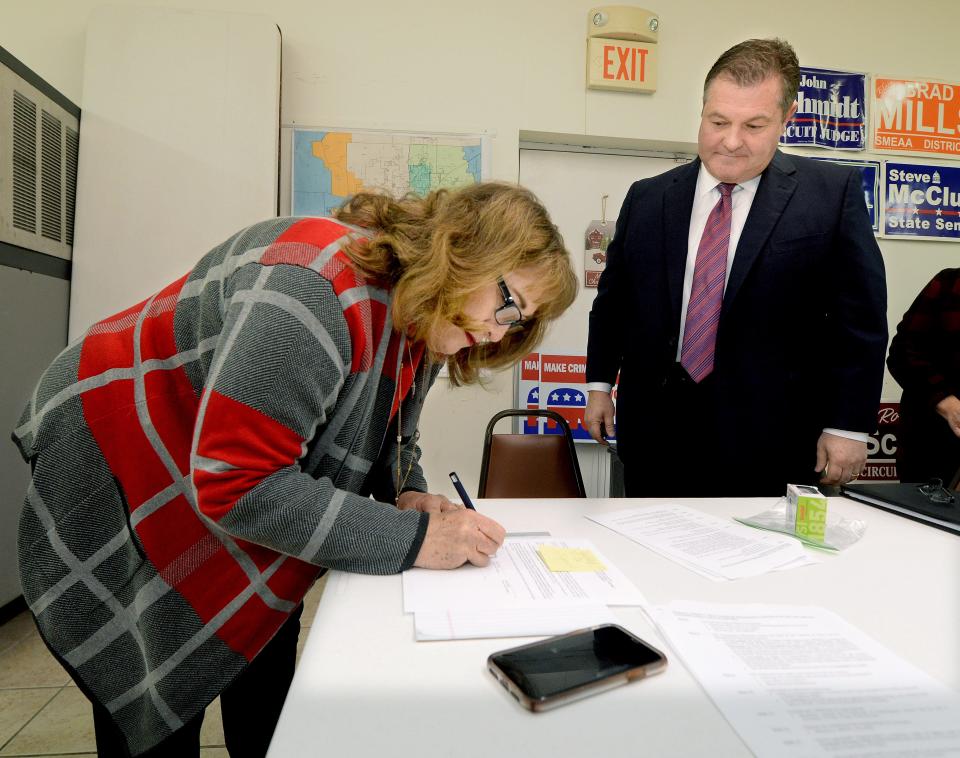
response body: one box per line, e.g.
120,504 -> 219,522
478,409 -> 586,498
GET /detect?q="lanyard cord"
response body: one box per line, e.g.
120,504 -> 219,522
395,336 -> 418,500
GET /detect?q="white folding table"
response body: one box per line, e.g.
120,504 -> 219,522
268,497 -> 960,757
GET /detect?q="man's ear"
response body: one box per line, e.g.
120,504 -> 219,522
782,100 -> 799,126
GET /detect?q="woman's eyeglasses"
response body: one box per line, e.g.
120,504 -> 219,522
494,277 -> 524,327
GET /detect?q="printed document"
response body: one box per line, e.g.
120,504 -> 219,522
654,601 -> 960,757
588,505 -> 817,580
403,537 -> 646,631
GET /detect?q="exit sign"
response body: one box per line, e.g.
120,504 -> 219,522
587,37 -> 657,93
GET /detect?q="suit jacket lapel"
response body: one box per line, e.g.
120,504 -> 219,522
665,159 -> 700,322
722,151 -> 798,311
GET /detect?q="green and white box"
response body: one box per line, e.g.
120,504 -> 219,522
786,484 -> 828,541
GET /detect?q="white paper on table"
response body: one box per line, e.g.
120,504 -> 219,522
653,601 -> 960,758
588,505 -> 817,580
402,537 -> 648,612
414,604 -> 618,641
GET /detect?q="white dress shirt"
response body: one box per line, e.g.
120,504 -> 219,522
676,167 -> 760,360
587,164 -> 866,443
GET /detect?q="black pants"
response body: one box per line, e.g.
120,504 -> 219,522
621,364 -> 811,498
91,604 -> 303,758
622,365 -> 721,498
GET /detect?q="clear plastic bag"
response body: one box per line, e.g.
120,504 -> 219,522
735,498 -> 867,551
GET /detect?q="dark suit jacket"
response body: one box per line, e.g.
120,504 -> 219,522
587,151 -> 888,493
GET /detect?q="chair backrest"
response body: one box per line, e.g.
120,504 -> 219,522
478,409 -> 586,498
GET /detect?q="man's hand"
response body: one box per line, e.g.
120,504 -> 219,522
815,432 -> 868,485
936,395 -> 960,438
585,390 -> 615,445
413,510 -> 507,569
396,490 -> 461,513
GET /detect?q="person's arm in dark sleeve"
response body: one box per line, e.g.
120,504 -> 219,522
823,168 -> 888,432
887,270 -> 954,410
587,182 -> 638,385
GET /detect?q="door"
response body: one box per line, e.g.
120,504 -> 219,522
518,146 -> 691,496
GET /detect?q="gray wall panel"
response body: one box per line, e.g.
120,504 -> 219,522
0,265 -> 68,605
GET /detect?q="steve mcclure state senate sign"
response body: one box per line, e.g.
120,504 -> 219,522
883,162 -> 960,240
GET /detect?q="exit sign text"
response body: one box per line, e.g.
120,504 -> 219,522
587,38 -> 657,93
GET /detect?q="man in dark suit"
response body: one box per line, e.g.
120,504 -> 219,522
585,38 -> 888,497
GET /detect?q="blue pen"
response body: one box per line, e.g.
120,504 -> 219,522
448,471 -> 477,511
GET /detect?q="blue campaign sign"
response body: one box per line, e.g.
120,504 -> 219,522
883,161 -> 960,241
782,68 -> 866,150
811,158 -> 880,231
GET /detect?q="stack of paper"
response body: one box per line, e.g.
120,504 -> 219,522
588,505 -> 817,581
402,537 -> 647,640
654,601 -> 960,757
413,605 -> 619,642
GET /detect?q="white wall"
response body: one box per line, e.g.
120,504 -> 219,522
4,0 -> 959,497
68,6 -> 281,338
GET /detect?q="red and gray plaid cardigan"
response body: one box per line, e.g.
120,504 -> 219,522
13,217 -> 433,754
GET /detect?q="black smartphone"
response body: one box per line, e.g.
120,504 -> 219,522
487,624 -> 667,712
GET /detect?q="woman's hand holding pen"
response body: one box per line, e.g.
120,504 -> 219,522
414,510 -> 507,569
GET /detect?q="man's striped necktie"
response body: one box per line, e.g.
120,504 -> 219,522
680,182 -> 736,382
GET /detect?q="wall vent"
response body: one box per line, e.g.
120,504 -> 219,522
1,57 -> 79,260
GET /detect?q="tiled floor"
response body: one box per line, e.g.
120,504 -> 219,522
0,577 -> 327,757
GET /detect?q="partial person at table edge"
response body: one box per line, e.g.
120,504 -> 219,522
887,267 -> 960,483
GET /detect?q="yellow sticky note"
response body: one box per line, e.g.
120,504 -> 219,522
537,546 -> 606,572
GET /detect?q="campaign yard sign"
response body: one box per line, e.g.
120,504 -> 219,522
518,353 -> 541,434
782,68 -> 866,150
514,351 -> 617,442
523,385 -> 541,435
540,355 -> 591,441
543,387 -> 589,440
883,161 -> 960,240
811,157 -> 880,231
862,403 -> 900,482
874,77 -> 960,159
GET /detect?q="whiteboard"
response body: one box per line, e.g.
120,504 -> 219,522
69,7 -> 281,338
